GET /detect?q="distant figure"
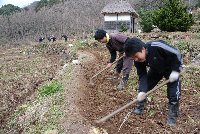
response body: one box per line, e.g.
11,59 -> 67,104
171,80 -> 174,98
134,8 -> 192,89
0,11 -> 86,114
48,36 -> 51,42
189,9 -> 192,14
62,35 -> 68,42
52,35 -> 56,42
39,38 -> 44,43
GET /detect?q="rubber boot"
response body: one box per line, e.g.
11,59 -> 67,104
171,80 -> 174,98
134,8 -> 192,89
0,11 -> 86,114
108,68 -> 120,81
134,99 -> 146,115
117,73 -> 129,89
167,99 -> 179,126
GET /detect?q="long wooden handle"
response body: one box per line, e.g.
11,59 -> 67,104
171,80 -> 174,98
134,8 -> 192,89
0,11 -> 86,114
96,69 -> 187,123
91,56 -> 124,80
96,54 -> 200,123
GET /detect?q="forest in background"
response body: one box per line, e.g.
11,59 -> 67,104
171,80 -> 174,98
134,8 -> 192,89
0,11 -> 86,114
0,0 -> 199,46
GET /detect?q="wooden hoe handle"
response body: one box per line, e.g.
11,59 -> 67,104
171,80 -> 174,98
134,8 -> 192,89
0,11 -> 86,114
96,69 -> 188,123
91,56 -> 124,80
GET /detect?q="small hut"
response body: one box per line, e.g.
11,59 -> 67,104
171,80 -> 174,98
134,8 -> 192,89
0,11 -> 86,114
101,0 -> 139,33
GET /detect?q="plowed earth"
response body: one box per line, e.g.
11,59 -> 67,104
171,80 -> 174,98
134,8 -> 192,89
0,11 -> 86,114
76,47 -> 200,133
0,42 -> 199,133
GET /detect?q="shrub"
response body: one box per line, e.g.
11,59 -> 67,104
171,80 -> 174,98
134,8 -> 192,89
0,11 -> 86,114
119,21 -> 129,32
152,0 -> 195,32
137,9 -> 154,33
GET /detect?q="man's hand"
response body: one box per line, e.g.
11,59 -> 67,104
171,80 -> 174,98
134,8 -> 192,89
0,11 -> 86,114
137,92 -> 146,102
169,71 -> 179,82
123,52 -> 126,57
107,63 -> 112,68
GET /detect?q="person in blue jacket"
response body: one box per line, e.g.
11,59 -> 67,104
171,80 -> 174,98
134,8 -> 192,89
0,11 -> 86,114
124,38 -> 182,126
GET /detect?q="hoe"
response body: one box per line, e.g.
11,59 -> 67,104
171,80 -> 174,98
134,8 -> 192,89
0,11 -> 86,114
89,56 -> 124,87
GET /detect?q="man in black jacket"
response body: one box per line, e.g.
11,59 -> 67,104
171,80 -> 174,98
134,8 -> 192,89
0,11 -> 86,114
124,38 -> 182,126
52,35 -> 56,42
62,35 -> 68,42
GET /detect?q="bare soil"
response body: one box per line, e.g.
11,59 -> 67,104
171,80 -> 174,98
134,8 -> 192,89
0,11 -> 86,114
0,32 -> 199,133
76,47 -> 200,133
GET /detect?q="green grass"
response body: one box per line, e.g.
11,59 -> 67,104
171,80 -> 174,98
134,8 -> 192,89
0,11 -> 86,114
38,80 -> 63,97
147,95 -> 155,101
188,117 -> 196,124
39,43 -> 48,48
150,109 -> 154,116
165,40 -> 172,45
176,41 -> 188,51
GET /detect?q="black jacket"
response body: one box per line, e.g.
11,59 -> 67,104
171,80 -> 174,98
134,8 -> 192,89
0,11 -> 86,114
134,40 -> 182,92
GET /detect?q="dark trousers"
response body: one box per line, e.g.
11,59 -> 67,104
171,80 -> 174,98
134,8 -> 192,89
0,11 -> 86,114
116,51 -> 134,74
141,68 -> 181,100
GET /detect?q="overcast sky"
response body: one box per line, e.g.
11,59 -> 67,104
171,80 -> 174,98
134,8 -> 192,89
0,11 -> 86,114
0,0 -> 40,8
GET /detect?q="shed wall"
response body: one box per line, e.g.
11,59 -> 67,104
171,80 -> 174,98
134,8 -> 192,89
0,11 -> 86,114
103,21 -> 131,33
103,13 -> 137,33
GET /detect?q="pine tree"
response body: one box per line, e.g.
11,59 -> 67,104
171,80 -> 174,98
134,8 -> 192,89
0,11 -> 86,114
137,9 -> 154,33
152,0 -> 195,32
0,4 -> 21,16
35,0 -> 49,12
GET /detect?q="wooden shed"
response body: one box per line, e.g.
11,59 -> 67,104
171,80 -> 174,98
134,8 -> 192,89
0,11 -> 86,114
101,0 -> 139,33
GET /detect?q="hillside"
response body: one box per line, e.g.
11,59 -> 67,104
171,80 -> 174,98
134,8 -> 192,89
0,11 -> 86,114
0,0 -> 199,47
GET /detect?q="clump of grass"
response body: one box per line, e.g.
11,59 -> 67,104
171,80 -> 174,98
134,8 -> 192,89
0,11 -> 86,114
188,115 -> 196,124
38,80 -> 63,97
150,109 -> 154,116
39,43 -> 48,48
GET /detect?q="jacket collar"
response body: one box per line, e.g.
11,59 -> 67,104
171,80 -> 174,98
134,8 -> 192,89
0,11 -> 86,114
106,33 -> 110,43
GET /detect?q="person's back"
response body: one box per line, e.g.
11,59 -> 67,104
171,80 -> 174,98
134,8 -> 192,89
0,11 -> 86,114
39,38 -> 43,43
52,37 -> 56,42
48,37 -> 51,42
124,38 -> 182,126
94,29 -> 133,89
62,35 -> 67,42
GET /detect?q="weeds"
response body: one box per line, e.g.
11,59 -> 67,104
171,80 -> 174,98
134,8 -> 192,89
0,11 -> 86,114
76,41 -> 93,48
150,109 -> 154,116
176,41 -> 188,51
39,43 -> 48,48
147,95 -> 155,101
165,40 -> 172,45
162,85 -> 167,96
38,80 -> 63,97
188,115 -> 196,124
63,65 -> 73,72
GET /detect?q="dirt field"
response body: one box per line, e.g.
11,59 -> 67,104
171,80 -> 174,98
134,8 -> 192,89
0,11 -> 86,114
0,32 -> 200,133
76,47 -> 200,133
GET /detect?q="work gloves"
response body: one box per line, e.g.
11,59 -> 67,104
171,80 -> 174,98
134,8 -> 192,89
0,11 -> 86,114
137,92 -> 146,102
169,71 -> 179,82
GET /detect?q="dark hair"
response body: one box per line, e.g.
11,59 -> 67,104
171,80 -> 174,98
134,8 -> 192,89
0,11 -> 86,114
124,38 -> 146,57
94,29 -> 107,40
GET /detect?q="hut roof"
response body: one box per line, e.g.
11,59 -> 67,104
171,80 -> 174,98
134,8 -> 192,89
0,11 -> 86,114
101,1 -> 139,18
